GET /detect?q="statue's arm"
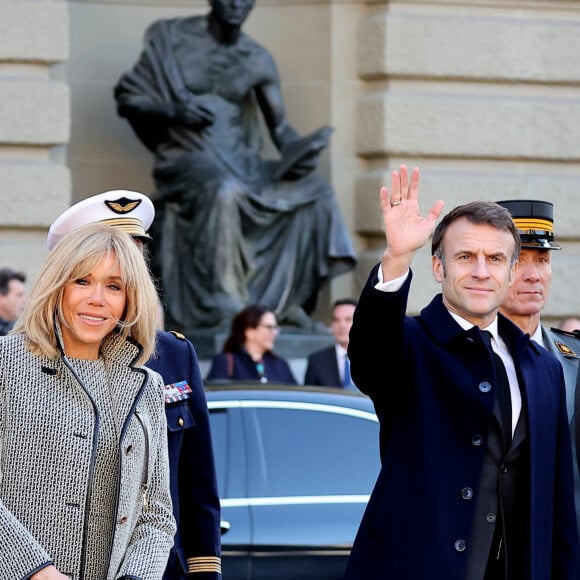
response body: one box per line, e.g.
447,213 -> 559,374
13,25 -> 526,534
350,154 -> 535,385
114,74 -> 215,152
117,93 -> 214,130
255,80 -> 301,151
117,95 -> 177,121
255,75 -> 323,179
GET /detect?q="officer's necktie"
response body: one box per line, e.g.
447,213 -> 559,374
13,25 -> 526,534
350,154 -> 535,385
482,331 -> 512,443
342,354 -> 352,388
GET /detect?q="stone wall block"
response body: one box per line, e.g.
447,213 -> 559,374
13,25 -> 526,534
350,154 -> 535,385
550,244 -> 580,317
0,162 -> 71,226
0,231 -> 49,282
358,10 -> 580,82
356,92 -> 580,160
355,167 -> 580,236
0,80 -> 70,144
0,1 -> 68,62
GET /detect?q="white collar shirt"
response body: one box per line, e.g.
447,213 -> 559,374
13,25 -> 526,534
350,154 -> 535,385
336,344 -> 348,384
530,324 -> 544,347
374,267 -> 521,434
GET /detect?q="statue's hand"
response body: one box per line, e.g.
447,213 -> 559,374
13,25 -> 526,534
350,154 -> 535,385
275,125 -> 332,181
281,150 -> 319,180
174,102 -> 215,129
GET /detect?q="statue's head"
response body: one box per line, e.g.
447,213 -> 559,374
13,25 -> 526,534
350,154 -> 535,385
210,0 -> 255,28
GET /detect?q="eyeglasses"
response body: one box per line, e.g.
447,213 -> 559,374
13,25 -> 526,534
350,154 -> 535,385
259,323 -> 280,332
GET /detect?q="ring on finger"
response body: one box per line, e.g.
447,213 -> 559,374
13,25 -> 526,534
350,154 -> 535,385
390,200 -> 402,207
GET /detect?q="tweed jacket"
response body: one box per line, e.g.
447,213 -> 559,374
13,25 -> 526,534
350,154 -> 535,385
0,331 -> 176,580
344,266 -> 580,580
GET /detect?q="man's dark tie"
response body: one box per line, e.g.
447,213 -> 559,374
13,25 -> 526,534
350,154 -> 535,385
482,331 -> 512,443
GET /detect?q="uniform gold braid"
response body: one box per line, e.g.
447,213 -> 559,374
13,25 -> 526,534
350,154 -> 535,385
187,556 -> 222,573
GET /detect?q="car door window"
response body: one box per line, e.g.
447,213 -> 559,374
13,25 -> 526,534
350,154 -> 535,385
208,408 -> 228,498
248,406 -> 379,497
208,406 -> 247,499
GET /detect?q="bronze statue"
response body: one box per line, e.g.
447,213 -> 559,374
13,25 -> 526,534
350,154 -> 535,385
114,0 -> 356,332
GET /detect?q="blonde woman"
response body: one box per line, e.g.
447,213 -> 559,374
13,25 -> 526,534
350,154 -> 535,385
0,223 -> 175,579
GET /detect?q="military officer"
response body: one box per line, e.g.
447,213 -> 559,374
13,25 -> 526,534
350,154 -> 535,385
497,198 -> 580,534
48,191 -> 222,579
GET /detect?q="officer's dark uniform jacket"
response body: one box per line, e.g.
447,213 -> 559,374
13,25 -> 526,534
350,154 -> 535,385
542,326 -> 580,535
148,330 -> 222,579
344,266 -> 580,580
0,316 -> 13,336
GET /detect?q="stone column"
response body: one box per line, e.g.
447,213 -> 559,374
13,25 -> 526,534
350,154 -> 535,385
0,0 -> 70,278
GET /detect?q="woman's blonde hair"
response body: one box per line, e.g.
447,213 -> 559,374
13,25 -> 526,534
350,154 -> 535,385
13,222 -> 159,364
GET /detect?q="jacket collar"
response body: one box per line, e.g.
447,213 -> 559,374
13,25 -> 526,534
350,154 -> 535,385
54,318 -> 143,368
418,293 -> 541,358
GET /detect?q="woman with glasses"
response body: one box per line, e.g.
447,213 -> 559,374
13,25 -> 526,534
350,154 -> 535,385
205,304 -> 297,385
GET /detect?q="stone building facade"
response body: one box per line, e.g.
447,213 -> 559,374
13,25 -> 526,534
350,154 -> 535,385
2,0 -> 580,326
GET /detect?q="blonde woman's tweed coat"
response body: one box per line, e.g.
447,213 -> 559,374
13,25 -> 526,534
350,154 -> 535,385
0,332 -> 176,580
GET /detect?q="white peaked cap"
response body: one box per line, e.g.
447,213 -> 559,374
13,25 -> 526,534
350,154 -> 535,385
47,190 -> 155,251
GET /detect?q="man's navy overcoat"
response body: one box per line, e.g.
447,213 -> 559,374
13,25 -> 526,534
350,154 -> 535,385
344,266 -> 580,580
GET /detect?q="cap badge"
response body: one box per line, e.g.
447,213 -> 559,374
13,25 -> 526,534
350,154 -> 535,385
554,341 -> 577,358
105,197 -> 142,215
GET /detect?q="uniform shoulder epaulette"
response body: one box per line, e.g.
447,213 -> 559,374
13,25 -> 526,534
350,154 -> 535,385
548,327 -> 580,357
549,326 -> 580,339
169,330 -> 187,340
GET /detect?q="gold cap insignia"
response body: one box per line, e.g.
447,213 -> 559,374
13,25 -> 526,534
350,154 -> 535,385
555,341 -> 577,357
105,197 -> 142,215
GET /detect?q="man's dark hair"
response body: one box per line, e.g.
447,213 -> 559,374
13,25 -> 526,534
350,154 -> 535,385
0,268 -> 26,296
332,298 -> 357,311
431,201 -> 521,267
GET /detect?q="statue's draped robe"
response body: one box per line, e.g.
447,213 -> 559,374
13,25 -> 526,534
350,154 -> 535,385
115,16 -> 356,330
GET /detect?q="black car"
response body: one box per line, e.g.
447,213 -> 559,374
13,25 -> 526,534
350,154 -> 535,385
205,383 -> 380,580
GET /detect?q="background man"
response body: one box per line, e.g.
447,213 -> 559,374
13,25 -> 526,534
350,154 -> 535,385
344,165 -> 579,579
0,268 -> 26,336
304,298 -> 357,388
497,198 -> 580,534
47,191 -> 222,580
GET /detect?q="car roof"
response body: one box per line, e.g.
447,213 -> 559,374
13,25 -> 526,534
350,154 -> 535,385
204,381 -> 375,414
